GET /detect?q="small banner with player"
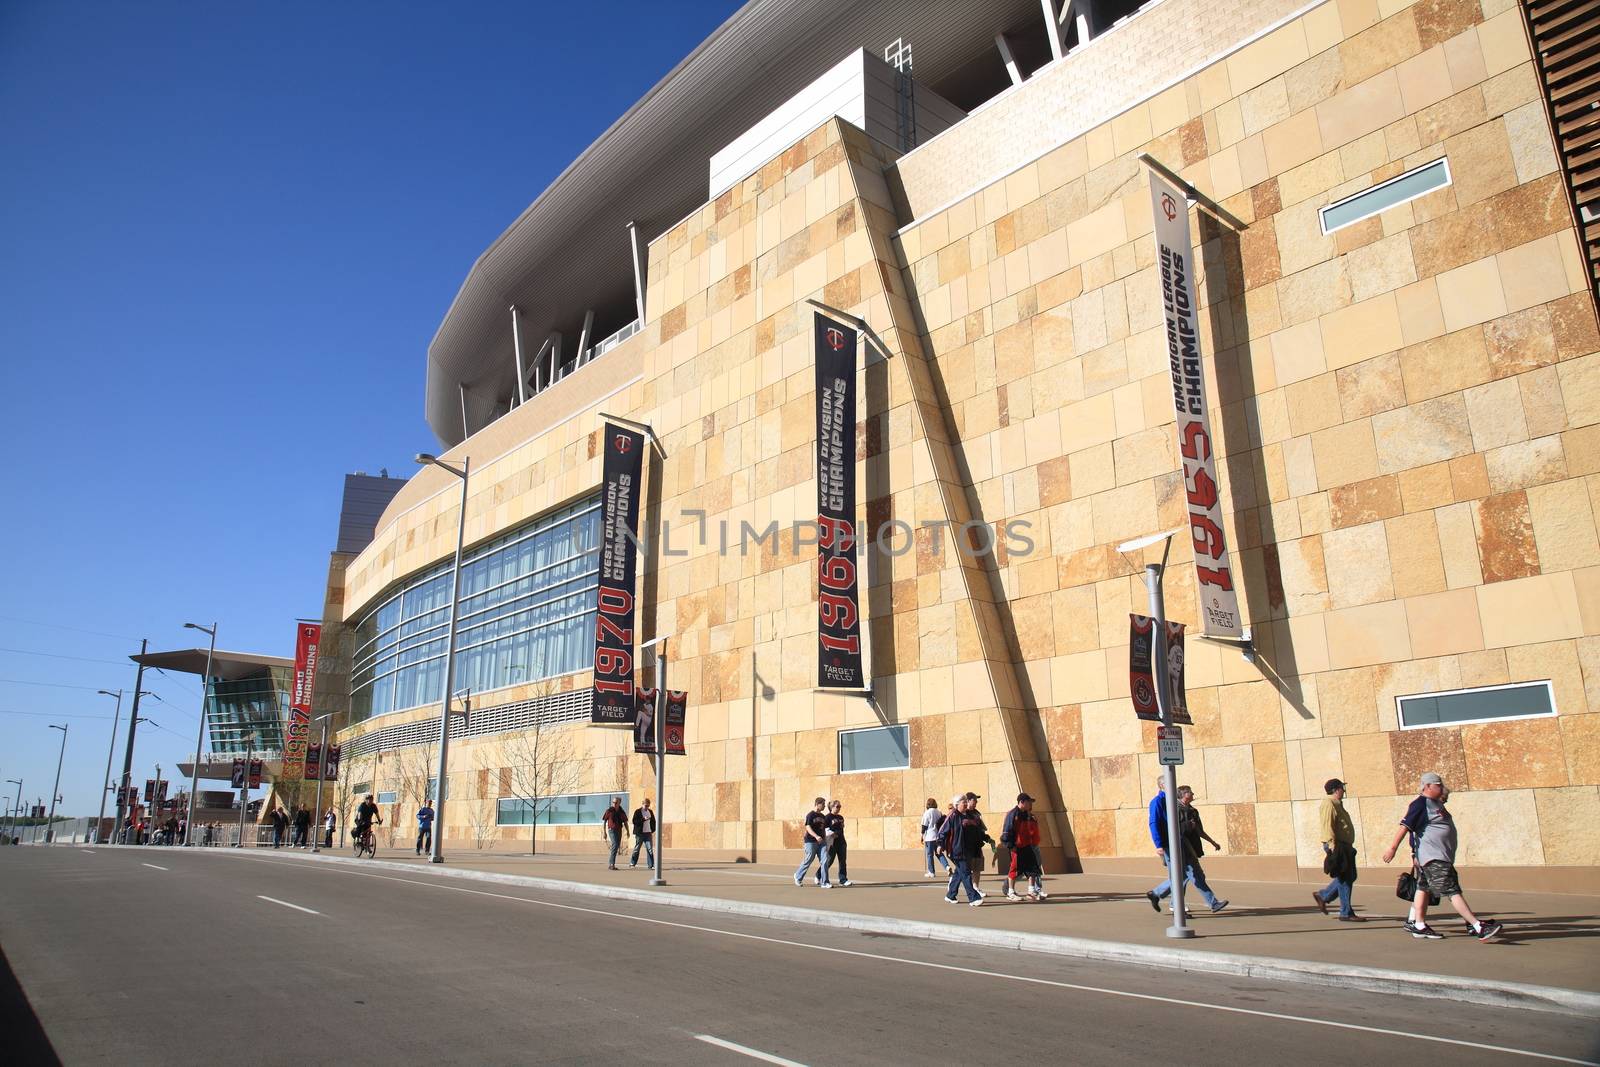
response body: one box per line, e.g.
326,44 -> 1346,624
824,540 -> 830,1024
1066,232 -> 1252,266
282,622 -> 321,783
305,742 -> 322,781
664,690 -> 687,755
231,759 -> 245,789
633,687 -> 658,754
593,423 -> 645,723
144,779 -> 155,803
324,743 -> 342,782
248,758 -> 263,789
814,312 -> 864,688
1129,614 -> 1192,725
1149,171 -> 1242,639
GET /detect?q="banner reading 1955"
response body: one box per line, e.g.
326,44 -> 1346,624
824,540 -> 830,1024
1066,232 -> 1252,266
1149,171 -> 1243,639
592,423 -> 645,723
815,312 -> 864,689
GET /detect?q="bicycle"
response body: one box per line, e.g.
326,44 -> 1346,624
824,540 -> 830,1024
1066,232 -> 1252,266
353,824 -> 378,859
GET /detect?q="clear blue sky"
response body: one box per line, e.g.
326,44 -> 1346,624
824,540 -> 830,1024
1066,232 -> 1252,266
0,0 -> 736,823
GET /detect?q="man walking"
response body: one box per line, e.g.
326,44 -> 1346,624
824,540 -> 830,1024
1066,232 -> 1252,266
1145,785 -> 1228,915
601,796 -> 628,870
793,797 -> 831,888
270,806 -> 287,848
1000,792 -> 1046,901
415,797 -> 435,855
1313,778 -> 1362,921
941,794 -> 985,906
629,797 -> 656,869
323,807 -> 336,849
1382,772 -> 1503,941
293,805 -> 312,848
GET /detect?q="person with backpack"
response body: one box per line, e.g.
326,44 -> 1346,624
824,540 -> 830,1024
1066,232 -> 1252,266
1382,772 -> 1503,941
941,794 -> 986,906
1000,793 -> 1046,901
793,797 -> 831,888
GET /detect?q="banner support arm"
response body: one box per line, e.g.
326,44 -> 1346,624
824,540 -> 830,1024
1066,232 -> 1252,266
1136,153 -> 1249,232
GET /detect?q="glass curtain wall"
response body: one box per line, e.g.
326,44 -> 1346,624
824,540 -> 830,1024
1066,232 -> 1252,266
350,496 -> 600,724
206,667 -> 291,753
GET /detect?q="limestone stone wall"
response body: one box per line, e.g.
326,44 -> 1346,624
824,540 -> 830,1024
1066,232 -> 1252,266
335,0 -> 1600,886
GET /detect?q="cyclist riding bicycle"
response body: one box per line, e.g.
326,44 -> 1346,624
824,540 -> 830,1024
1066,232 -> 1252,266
354,794 -> 381,850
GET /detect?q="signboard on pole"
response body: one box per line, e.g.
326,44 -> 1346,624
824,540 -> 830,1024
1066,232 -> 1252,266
633,687 -> 658,754
1157,725 -> 1185,765
283,622 -> 320,784
231,759 -> 245,789
663,690 -> 687,755
1166,620 -> 1189,724
248,759 -> 263,789
814,312 -> 864,689
143,779 -> 155,803
1129,614 -> 1192,725
1149,171 -> 1242,639
593,423 -> 644,724
324,743 -> 341,782
305,742 -> 322,781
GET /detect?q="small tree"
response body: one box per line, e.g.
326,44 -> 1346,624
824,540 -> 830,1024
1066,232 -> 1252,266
466,751 -> 501,850
388,741 -> 436,849
335,750 -> 375,848
502,722 -> 584,856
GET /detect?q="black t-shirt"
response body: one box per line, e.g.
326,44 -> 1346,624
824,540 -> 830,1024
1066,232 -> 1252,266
824,812 -> 845,841
355,801 -> 378,825
804,810 -> 827,840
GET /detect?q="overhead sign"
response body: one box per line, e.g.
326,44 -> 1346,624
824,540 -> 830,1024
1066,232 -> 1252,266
1157,725 -> 1185,766
1149,171 -> 1242,639
283,622 -> 321,783
814,312 -> 864,689
593,423 -> 645,724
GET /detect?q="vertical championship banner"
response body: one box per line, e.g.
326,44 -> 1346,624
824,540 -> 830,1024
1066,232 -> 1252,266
1129,614 -> 1194,724
248,759 -> 263,789
663,690 -> 687,755
593,423 -> 645,723
814,313 -> 864,688
633,687 -> 658,754
283,622 -> 321,785
305,742 -> 322,781
323,743 -> 342,782
1149,172 -> 1243,639
230,758 -> 245,789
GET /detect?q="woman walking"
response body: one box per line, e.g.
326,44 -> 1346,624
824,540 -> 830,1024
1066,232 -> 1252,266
921,798 -> 951,878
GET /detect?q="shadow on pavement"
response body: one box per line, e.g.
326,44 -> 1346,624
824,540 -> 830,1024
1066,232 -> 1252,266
0,945 -> 60,1066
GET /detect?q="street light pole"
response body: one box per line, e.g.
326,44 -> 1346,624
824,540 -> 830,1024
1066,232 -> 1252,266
116,639 -> 150,839
311,713 -> 332,852
95,690 -> 123,844
5,779 -> 20,845
1145,553 -> 1193,940
182,622 -> 217,845
237,733 -> 255,848
415,452 -> 471,864
45,725 -> 67,845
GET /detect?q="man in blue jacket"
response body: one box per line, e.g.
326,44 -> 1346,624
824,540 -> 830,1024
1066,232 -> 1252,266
1144,779 -> 1227,915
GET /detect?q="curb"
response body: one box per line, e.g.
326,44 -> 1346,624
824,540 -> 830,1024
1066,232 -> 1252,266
99,845 -> 1600,1018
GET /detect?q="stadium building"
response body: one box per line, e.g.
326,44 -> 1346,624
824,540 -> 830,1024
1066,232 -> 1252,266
328,0 -> 1600,890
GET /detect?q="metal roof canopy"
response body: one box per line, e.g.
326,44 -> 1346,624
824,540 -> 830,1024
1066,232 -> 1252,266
131,648 -> 294,681
425,0 -> 1051,446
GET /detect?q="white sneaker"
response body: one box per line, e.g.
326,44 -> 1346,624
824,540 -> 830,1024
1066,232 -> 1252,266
1004,891 -> 1022,901
1033,888 -> 1048,899
794,875 -> 804,886
924,872 -> 936,878
970,895 -> 985,907
840,880 -> 853,886
944,895 -> 959,904
820,882 -> 833,889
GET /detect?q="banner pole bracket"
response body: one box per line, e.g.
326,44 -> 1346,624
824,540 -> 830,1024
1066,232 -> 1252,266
1196,630 -> 1256,663
596,412 -> 666,457
1136,153 -> 1249,232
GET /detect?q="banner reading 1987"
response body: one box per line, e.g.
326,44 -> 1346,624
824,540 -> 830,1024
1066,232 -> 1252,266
1149,171 -> 1243,639
814,312 -> 864,689
593,423 -> 645,723
283,621 -> 321,783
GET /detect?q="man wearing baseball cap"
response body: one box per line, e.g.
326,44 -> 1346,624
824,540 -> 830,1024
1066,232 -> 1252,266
999,792 -> 1046,901
1312,778 -> 1361,921
1382,772 -> 1503,941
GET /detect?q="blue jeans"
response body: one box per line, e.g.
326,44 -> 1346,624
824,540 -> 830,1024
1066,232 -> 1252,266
1153,858 -> 1220,909
1318,875 -> 1354,917
795,838 -> 829,883
924,840 -> 950,875
630,833 -> 654,867
606,828 -> 622,866
946,857 -> 980,901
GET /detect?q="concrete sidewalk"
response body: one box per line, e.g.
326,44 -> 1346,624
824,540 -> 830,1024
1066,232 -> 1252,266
229,842 -> 1600,1002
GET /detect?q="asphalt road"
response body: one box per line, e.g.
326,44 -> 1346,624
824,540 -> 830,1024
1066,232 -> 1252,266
2,847 -> 1597,1066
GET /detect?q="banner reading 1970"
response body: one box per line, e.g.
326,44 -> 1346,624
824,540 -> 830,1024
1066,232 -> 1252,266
1149,171 -> 1243,639
283,622 -> 321,784
593,423 -> 645,723
814,312 -> 864,689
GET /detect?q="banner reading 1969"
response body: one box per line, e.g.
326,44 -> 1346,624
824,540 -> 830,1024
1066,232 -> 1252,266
593,423 -> 645,723
814,312 -> 864,689
1149,171 -> 1243,639
283,621 -> 321,783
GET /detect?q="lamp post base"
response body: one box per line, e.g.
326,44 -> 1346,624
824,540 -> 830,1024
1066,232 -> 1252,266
1165,925 -> 1197,939
647,877 -> 666,886
431,855 -> 444,864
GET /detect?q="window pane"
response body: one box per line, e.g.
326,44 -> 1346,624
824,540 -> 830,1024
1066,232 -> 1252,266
1321,159 -> 1449,233
839,725 -> 910,773
1398,683 -> 1554,728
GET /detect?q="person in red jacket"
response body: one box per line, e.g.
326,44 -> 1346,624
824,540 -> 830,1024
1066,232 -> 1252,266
1000,793 -> 1046,901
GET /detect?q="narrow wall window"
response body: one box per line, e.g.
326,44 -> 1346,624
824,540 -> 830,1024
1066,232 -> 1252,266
1319,158 -> 1451,234
1396,681 -> 1556,730
839,724 -> 910,773
375,790 -> 398,804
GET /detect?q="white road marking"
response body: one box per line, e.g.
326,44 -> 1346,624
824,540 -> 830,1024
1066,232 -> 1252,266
234,855 -> 1594,1066
80,850 -> 96,854
257,895 -> 319,915
695,1035 -> 806,1065
140,863 -> 168,871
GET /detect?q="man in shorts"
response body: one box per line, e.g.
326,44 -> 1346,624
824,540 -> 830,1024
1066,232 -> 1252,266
1382,772 -> 1502,942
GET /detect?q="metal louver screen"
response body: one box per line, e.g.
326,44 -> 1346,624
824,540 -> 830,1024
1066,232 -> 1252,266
343,688 -> 592,760
1523,0 -> 1600,296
